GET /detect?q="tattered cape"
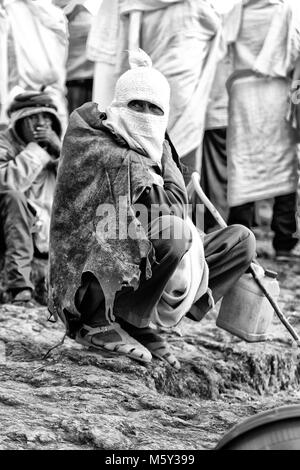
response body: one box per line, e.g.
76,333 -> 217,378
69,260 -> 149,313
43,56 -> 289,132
48,102 -> 154,337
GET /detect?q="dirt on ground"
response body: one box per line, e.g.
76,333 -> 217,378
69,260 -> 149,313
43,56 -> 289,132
0,203 -> 300,450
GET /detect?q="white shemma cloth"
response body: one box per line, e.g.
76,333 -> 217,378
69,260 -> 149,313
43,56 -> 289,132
227,73 -> 299,207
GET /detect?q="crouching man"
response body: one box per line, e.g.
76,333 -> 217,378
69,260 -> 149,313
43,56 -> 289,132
0,91 -> 62,305
49,50 -> 256,368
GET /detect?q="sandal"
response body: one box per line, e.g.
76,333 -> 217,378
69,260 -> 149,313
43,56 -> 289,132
75,323 -> 152,364
117,320 -> 181,370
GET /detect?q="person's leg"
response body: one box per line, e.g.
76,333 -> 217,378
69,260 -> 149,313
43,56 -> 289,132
76,215 -> 192,328
115,215 -> 192,327
228,202 -> 255,228
66,79 -> 93,114
201,128 -> 228,232
74,272 -> 106,326
0,190 -> 34,296
116,215 -> 190,369
75,272 -> 153,363
189,224 -> 256,321
271,192 -> 298,254
75,216 -> 191,367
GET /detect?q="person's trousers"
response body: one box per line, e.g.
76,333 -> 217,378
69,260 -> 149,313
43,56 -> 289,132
75,217 -> 256,328
190,224 -> 256,321
75,216 -> 192,328
228,193 -> 298,252
66,78 -> 93,114
180,130 -> 229,233
0,190 -> 34,291
201,128 -> 228,232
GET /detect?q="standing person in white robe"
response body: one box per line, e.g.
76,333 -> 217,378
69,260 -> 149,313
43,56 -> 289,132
87,0 -> 223,188
227,0 -> 300,261
201,1 -> 241,232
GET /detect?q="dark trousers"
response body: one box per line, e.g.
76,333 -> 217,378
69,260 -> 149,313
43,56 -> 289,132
191,224 -> 256,320
0,190 -> 34,291
66,79 -> 93,114
228,193 -> 298,252
75,218 -> 256,328
201,128 -> 228,232
180,129 -> 228,233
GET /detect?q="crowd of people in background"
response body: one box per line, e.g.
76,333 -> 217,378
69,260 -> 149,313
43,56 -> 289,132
0,0 -> 299,307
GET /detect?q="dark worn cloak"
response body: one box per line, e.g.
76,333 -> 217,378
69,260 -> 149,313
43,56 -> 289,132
48,102 -> 154,336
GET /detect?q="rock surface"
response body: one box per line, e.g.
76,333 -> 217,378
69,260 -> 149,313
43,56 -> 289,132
0,206 -> 300,450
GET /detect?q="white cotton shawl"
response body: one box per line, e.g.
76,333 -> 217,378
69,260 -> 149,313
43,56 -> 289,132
227,0 -> 300,206
232,0 -> 300,77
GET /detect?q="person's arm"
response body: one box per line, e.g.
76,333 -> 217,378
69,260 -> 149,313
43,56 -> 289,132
137,146 -> 188,219
33,127 -> 61,159
0,136 -> 52,192
141,182 -> 187,219
161,139 -> 188,200
160,151 -> 188,212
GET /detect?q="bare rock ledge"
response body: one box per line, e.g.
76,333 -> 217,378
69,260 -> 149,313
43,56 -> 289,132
0,219 -> 300,449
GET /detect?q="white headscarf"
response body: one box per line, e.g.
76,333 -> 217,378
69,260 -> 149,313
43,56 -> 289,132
103,49 -> 170,164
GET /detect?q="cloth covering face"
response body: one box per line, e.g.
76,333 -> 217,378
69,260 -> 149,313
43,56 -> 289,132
104,50 -> 170,164
104,105 -> 168,165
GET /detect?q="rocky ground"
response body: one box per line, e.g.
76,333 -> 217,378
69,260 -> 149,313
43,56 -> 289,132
0,202 -> 300,450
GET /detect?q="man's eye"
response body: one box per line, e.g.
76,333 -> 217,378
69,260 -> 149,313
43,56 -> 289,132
128,100 -> 143,111
150,105 -> 163,116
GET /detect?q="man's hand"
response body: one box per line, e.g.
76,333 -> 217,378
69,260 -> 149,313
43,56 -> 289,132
33,127 -> 61,158
22,127 -> 36,145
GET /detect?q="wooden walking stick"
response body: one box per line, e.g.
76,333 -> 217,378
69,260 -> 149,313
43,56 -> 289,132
191,172 -> 300,346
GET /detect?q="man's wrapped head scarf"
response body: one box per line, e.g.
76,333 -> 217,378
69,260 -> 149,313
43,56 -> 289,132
103,49 -> 170,164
